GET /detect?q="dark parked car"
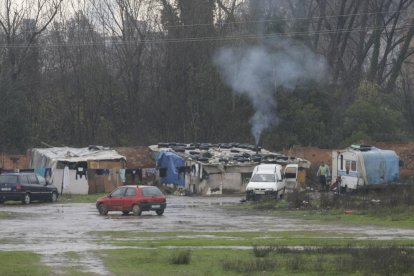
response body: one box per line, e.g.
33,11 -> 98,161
0,173 -> 59,204
96,185 -> 167,216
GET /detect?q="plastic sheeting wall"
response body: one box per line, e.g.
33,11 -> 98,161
53,169 -> 89,194
362,148 -> 400,185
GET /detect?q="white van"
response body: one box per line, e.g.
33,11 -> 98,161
245,164 -> 285,200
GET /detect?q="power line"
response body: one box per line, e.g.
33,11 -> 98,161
163,8 -> 414,29
1,22 -> 413,48
12,8 -> 414,34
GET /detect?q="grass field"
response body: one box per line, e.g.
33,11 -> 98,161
2,231 -> 413,276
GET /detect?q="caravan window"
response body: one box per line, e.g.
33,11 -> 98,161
351,161 -> 357,172
344,160 -> 357,174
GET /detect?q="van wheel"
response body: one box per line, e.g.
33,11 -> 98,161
279,187 -> 286,199
22,193 -> 31,205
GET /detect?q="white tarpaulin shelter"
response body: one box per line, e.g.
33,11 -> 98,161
30,146 -> 126,194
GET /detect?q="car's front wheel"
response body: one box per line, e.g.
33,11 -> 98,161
98,203 -> 108,215
156,209 -> 164,216
50,192 -> 58,203
22,193 -> 31,205
132,205 -> 141,216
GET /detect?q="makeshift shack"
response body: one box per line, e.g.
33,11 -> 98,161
149,143 -> 311,195
115,147 -> 157,186
29,146 -> 126,194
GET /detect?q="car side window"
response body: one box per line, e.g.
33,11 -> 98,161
37,175 -> 47,185
125,188 -> 136,197
111,187 -> 126,197
28,174 -> 39,185
19,175 -> 30,185
141,187 -> 163,197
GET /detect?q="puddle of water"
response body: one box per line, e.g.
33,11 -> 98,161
42,251 -> 112,275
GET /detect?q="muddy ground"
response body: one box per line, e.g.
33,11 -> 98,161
1,196 -> 414,275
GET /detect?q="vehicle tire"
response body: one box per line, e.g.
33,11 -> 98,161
279,187 -> 286,199
132,205 -> 141,216
50,192 -> 58,203
22,193 -> 31,205
98,204 -> 108,215
156,209 -> 164,216
122,211 -> 130,215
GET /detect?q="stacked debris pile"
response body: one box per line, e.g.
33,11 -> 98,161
149,142 -> 310,168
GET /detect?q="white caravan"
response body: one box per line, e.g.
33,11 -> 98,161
332,145 -> 400,190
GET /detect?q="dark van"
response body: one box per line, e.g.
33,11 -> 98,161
0,173 -> 58,204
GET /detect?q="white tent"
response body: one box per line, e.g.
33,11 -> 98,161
30,146 -> 126,194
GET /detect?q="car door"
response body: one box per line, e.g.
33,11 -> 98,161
107,187 -> 127,211
19,175 -> 32,195
27,174 -> 42,200
123,187 -> 138,210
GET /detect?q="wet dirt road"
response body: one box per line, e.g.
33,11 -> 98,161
1,196 -> 414,274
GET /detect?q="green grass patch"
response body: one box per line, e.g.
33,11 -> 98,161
0,211 -> 12,218
98,246 -> 414,276
273,207 -> 414,228
93,230 -> 414,248
0,251 -> 52,276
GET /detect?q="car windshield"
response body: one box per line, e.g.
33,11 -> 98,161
0,175 -> 18,184
141,187 -> 163,197
250,174 -> 276,182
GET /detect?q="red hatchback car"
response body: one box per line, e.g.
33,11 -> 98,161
96,185 -> 167,216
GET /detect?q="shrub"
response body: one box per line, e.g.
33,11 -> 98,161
253,245 -> 274,258
169,250 -> 191,265
222,258 -> 276,273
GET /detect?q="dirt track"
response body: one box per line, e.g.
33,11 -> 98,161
1,196 -> 414,274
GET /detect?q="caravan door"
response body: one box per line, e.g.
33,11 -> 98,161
336,152 -> 359,190
284,164 -> 298,192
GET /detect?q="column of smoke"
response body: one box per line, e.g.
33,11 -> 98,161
213,0 -> 328,147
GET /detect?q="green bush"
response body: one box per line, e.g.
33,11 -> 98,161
169,250 -> 191,265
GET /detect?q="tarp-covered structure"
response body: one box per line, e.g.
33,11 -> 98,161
361,147 -> 400,185
29,146 -> 126,194
156,151 -> 185,186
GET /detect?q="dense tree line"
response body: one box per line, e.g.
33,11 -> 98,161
0,0 -> 413,153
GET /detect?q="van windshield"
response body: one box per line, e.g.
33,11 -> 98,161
250,174 -> 276,182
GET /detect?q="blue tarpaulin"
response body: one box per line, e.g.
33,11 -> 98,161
362,147 -> 400,185
156,151 -> 185,186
